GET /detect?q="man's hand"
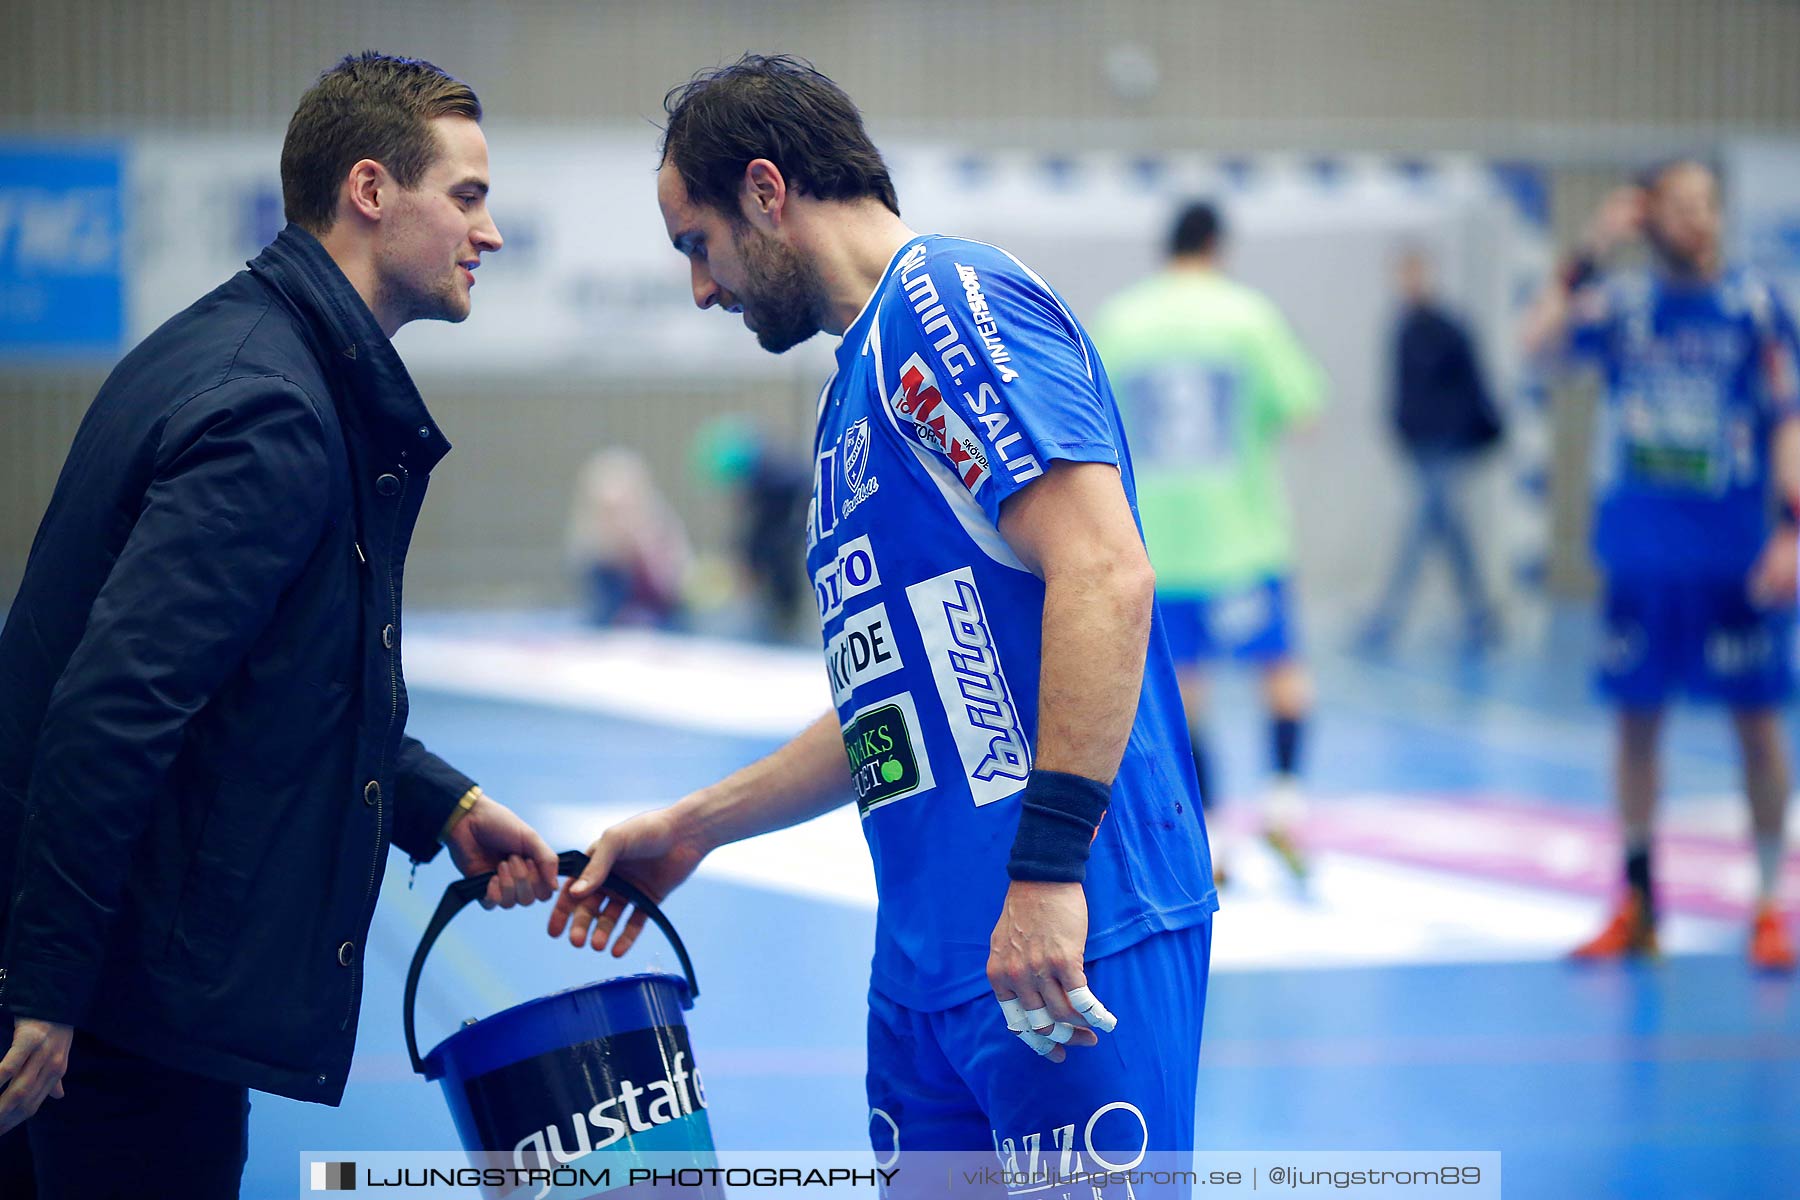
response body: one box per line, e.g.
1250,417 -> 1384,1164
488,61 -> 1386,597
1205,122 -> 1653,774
986,881 -> 1115,1064
549,806 -> 708,956
0,1017 -> 72,1134
1749,526 -> 1799,609
444,791 -> 560,910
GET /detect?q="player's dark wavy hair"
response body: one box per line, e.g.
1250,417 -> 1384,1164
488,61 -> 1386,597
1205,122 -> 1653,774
660,54 -> 900,222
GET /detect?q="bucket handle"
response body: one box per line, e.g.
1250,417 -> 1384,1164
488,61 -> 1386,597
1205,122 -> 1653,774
403,849 -> 700,1076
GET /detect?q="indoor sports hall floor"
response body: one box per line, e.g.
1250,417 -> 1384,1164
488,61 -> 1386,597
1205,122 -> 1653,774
244,611 -> 1800,1199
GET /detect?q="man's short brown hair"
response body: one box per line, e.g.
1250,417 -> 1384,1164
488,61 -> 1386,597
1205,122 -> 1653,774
281,51 -> 482,234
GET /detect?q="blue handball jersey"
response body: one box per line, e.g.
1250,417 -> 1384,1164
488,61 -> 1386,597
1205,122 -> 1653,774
1571,267 -> 1800,578
807,235 -> 1217,1012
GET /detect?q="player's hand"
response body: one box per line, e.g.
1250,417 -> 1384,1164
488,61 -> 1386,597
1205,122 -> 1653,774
0,1017 -> 72,1135
1748,526 -> 1799,609
987,881 -> 1116,1064
444,791 -> 561,910
1585,186 -> 1647,257
549,806 -> 707,956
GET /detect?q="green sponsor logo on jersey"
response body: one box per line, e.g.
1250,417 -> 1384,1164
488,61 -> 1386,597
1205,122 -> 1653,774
843,702 -> 923,815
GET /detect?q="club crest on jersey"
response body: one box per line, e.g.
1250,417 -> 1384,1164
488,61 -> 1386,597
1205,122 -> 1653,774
844,417 -> 872,491
812,423 -> 881,548
890,352 -> 991,493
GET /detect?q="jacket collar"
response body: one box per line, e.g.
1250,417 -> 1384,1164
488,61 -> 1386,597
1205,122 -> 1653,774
249,224 -> 452,472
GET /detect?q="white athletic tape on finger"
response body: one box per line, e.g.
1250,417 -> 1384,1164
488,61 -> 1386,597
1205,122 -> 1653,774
1023,1006 -> 1054,1031
1048,1022 -> 1076,1045
1015,1029 -> 1058,1057
1067,987 -> 1117,1033
998,997 -> 1030,1033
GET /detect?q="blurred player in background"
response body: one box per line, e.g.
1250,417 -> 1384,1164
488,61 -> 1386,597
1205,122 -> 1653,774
1523,159 -> 1800,971
1357,248 -> 1504,655
551,54 -> 1215,1184
694,416 -> 813,640
1092,202 -> 1326,885
565,448 -> 689,627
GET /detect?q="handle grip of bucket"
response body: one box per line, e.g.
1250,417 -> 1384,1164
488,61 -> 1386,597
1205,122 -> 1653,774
403,849 -> 700,1076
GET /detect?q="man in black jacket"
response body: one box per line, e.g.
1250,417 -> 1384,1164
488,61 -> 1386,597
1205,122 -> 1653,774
1358,248 -> 1504,653
0,53 -> 559,1196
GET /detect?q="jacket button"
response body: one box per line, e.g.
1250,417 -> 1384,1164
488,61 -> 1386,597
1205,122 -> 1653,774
338,942 -> 356,966
375,473 -> 401,496
417,425 -> 431,439
364,780 -> 380,806
381,624 -> 395,649
316,1074 -> 327,1085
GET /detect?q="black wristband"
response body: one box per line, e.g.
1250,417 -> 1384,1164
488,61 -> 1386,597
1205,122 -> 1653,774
1006,770 -> 1112,884
1560,253 -> 1599,292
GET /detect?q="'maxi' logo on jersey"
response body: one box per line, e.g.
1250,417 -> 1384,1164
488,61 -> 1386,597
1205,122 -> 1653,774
891,353 -> 991,492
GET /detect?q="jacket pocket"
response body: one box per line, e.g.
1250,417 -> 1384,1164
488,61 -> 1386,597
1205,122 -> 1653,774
167,770 -> 282,976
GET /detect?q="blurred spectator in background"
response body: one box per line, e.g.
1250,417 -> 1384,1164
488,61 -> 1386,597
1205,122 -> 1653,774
1523,159 -> 1800,971
564,448 -> 689,627
1094,201 -> 1326,885
1357,248 -> 1504,655
694,417 -> 811,640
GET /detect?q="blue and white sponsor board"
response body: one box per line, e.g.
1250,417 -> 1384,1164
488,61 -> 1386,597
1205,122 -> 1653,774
1730,138 -> 1800,304
0,141 -> 126,359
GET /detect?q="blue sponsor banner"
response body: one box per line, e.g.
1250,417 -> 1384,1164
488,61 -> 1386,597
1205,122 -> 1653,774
0,142 -> 126,358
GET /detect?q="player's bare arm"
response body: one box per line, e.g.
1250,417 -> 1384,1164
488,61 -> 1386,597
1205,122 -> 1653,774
1521,185 -> 1647,360
1750,415 -> 1800,606
550,710 -> 852,952
984,459 -> 1155,1062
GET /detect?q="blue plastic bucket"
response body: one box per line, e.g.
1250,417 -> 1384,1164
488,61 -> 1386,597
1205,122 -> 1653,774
404,851 -> 717,1198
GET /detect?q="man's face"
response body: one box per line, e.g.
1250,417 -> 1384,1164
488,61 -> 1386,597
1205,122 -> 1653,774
657,162 -> 827,354
1646,162 -> 1721,274
373,116 -> 503,328
1397,253 -> 1430,302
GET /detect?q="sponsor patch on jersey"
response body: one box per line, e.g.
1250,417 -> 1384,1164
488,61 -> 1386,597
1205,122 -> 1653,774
905,566 -> 1032,805
826,602 -> 902,704
814,534 -> 882,622
889,352 -> 992,494
842,691 -> 935,816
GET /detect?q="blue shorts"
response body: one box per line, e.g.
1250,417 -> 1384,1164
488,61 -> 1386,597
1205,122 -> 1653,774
865,921 -> 1211,1195
1597,573 -> 1794,708
1158,577 -> 1294,664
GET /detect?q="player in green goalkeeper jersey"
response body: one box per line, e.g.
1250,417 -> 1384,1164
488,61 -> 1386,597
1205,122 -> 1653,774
1092,202 -> 1326,883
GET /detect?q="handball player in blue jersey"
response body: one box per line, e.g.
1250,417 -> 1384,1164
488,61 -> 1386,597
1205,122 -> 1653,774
1523,160 -> 1800,971
548,55 -> 1216,1181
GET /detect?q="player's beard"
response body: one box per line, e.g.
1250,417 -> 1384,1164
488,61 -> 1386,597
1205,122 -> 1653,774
734,224 -> 828,354
1645,221 -> 1716,281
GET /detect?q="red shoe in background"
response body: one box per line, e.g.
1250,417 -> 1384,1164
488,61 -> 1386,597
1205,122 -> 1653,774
1750,904 -> 1797,973
1570,893 -> 1659,960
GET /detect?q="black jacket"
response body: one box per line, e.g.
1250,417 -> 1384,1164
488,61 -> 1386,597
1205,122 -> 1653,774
0,224 -> 475,1105
1393,302 -> 1503,456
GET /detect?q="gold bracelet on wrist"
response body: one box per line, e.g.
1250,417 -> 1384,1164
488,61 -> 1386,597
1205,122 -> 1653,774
439,785 -> 483,843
